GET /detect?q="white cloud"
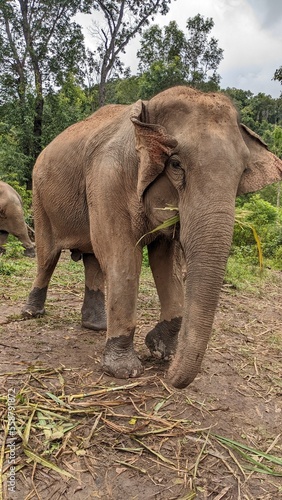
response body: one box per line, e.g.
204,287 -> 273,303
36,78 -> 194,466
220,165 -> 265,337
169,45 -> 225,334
77,0 -> 282,97
151,0 -> 282,96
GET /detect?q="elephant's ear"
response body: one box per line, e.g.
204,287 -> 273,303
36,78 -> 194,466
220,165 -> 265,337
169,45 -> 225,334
238,124 -> 282,195
131,100 -> 178,199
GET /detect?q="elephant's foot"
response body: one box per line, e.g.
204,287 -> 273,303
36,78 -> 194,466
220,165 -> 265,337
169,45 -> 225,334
102,336 -> 144,379
82,318 -> 107,331
81,288 -> 107,331
145,317 -> 182,360
24,246 -> 35,258
22,287 -> 47,318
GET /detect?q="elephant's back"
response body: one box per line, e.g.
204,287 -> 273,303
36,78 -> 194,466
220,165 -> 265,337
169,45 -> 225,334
31,105 -> 129,244
49,104 -> 127,148
0,181 -> 22,208
33,104 -> 128,179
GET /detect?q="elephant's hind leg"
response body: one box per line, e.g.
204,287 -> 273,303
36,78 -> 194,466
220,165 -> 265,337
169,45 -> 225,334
81,253 -> 107,331
22,249 -> 61,318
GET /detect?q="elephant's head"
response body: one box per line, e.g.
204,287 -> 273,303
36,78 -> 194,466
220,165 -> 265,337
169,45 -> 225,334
131,86 -> 282,388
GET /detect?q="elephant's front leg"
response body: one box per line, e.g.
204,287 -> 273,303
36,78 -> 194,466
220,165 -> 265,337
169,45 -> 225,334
145,239 -> 184,360
102,248 -> 144,379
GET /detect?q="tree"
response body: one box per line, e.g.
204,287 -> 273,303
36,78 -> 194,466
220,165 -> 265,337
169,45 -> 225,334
137,21 -> 186,73
103,73 -> 141,105
224,88 -> 253,110
186,14 -> 223,86
274,66 -> 282,86
226,87 -> 282,209
274,66 -> 282,100
42,74 -> 92,147
261,125 -> 282,209
138,59 -> 186,100
137,15 -> 223,98
0,0 -> 86,185
87,0 -> 173,107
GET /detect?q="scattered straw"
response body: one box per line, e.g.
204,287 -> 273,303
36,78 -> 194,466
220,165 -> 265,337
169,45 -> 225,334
0,363 -> 281,497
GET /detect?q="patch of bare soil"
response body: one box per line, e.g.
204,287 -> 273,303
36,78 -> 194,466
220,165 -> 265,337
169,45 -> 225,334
0,262 -> 282,499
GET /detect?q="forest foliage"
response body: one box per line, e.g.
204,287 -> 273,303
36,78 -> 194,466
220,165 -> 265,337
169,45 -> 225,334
0,1 -> 282,270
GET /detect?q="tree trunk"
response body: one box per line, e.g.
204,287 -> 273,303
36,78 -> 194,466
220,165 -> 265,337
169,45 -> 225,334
33,72 -> 44,158
98,78 -> 106,108
24,65 -> 43,190
98,62 -> 109,107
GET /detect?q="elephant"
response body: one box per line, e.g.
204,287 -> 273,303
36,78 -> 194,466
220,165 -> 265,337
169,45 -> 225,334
22,86 -> 282,388
0,181 -> 35,257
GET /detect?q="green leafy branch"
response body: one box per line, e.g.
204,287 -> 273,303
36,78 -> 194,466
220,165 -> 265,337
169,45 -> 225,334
137,206 -> 263,269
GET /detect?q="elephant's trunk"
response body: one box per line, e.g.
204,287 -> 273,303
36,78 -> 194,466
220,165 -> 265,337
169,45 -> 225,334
168,202 -> 235,388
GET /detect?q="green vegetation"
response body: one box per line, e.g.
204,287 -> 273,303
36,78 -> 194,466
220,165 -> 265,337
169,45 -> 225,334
0,240 -> 34,285
1,4 -> 281,185
233,195 -> 282,268
0,2 -> 281,287
137,15 -> 223,97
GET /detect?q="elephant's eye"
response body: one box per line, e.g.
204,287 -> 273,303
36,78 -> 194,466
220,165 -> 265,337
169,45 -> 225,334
170,157 -> 181,169
166,155 -> 186,190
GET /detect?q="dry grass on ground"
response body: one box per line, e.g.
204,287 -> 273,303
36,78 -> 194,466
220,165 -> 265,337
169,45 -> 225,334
0,254 -> 281,499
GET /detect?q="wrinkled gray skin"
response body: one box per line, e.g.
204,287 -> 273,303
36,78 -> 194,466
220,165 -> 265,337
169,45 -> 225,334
22,86 -> 282,388
0,181 -> 35,257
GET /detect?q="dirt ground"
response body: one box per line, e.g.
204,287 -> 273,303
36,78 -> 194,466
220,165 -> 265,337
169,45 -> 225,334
0,256 -> 282,500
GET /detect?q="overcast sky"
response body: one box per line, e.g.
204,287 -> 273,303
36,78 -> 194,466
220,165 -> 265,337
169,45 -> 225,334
78,0 -> 282,97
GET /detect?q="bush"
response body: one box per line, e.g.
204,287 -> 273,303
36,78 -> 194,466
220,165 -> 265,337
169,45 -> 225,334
0,236 -> 26,259
0,244 -> 34,275
232,194 -> 282,265
224,255 -> 264,290
272,245 -> 282,269
142,246 -> 149,267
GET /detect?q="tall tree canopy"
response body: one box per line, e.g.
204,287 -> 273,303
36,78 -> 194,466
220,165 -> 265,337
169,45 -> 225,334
0,0 -> 87,184
137,14 -> 223,98
274,66 -> 282,94
87,0 -> 173,107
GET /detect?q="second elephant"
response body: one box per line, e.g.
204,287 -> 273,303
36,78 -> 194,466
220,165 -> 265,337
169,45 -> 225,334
0,181 -> 35,257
